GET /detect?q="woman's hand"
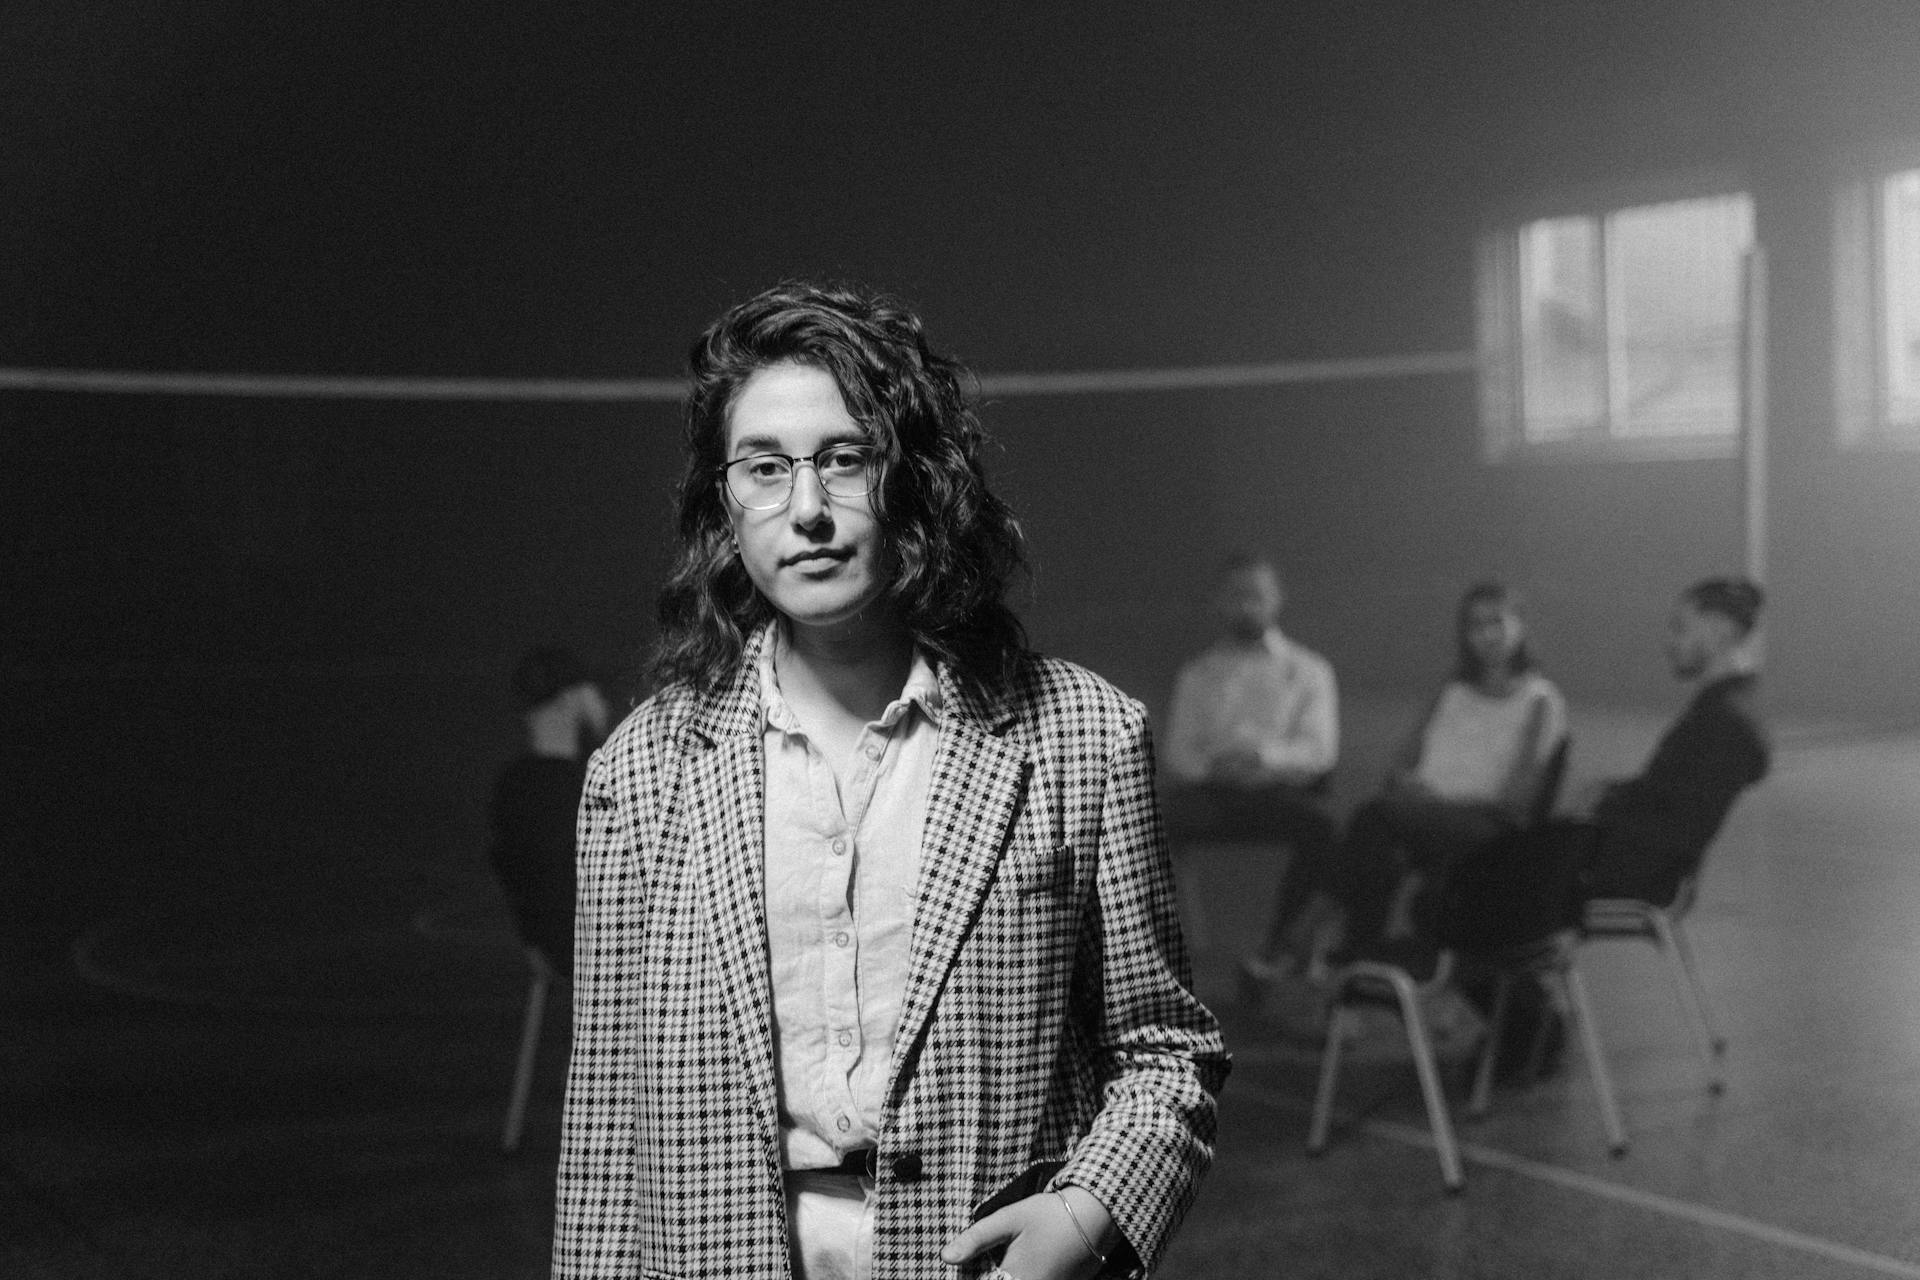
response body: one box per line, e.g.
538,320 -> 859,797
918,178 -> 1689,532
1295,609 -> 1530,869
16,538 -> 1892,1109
1208,746 -> 1269,788
941,1186 -> 1116,1280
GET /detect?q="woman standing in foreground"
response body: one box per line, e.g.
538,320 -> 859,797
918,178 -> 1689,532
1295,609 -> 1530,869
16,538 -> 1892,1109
553,281 -> 1227,1280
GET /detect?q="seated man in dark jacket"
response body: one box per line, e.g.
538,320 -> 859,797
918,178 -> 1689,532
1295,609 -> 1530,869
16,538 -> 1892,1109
1579,576 -> 1771,906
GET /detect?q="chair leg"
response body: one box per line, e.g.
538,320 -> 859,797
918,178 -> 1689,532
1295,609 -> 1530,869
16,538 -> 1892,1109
1306,1005 -> 1354,1155
1557,960 -> 1628,1157
1389,968 -> 1465,1192
503,969 -> 551,1153
1381,871 -> 1427,940
1468,972 -> 1511,1117
1654,912 -> 1726,1091
1507,967 -> 1571,1087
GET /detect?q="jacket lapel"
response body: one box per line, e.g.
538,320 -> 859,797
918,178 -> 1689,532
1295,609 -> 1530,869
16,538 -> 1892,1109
683,633 -> 781,1136
891,669 -> 1028,1077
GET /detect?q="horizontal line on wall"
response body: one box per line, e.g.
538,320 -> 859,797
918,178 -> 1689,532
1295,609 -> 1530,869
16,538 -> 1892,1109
979,350 -> 1479,395
0,367 -> 690,402
0,350 -> 1478,404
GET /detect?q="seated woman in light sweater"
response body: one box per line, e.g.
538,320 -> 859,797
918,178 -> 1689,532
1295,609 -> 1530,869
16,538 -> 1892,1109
1328,581 -> 1567,975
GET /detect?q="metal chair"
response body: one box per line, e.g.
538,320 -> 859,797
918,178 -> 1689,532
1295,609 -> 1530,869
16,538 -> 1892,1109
502,946 -> 561,1153
1306,950 -> 1471,1190
1306,864 -> 1630,1189
1459,920 -> 1629,1155
1579,873 -> 1726,1093
1306,740 -> 1618,1190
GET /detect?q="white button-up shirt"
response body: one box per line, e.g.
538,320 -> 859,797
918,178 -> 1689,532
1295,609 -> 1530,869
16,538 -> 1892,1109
758,643 -> 942,1170
1165,628 -> 1339,785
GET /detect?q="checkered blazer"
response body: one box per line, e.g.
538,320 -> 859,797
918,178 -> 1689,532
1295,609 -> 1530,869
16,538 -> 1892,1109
553,629 -> 1228,1279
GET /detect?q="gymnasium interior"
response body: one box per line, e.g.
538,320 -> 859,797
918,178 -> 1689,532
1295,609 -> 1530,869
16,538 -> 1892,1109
6,3 -> 1920,1277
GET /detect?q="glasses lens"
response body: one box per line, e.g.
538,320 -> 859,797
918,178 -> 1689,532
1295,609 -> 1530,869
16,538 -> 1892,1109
726,456 -> 793,509
816,445 -> 878,498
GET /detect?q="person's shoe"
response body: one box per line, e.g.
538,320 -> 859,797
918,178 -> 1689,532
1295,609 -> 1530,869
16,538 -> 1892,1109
1240,952 -> 1291,982
1235,952 -> 1294,1007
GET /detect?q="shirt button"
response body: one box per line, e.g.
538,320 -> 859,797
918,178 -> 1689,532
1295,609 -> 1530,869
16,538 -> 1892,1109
864,744 -> 882,761
836,1030 -> 853,1047
833,931 -> 850,948
831,838 -> 848,856
835,1115 -> 851,1133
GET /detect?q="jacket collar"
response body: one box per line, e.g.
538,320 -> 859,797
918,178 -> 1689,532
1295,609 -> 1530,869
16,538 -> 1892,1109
935,656 -> 1019,739
684,624 -> 776,748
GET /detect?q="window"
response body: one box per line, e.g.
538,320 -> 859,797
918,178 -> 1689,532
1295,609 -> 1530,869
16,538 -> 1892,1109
1837,164 -> 1920,444
1481,190 -> 1757,457
1884,170 -> 1920,430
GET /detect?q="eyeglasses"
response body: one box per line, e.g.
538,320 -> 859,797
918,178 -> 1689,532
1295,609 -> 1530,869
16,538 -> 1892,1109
718,444 -> 881,511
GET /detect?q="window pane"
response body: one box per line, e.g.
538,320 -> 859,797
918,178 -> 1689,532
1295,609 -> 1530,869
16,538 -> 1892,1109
1518,216 -> 1604,439
1883,170 -> 1920,428
1610,194 -> 1754,438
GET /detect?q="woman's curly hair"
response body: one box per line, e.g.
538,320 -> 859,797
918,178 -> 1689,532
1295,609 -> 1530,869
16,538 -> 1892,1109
650,280 -> 1028,698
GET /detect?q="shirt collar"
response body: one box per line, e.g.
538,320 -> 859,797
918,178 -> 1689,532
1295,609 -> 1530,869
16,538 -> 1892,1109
755,637 -> 943,736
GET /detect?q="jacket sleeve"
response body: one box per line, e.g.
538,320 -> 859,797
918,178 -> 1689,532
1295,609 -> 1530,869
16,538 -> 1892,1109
1053,702 -> 1230,1276
552,737 -> 646,1278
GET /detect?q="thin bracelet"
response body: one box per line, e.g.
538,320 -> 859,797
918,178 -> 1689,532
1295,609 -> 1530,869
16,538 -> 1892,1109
1052,1189 -> 1107,1267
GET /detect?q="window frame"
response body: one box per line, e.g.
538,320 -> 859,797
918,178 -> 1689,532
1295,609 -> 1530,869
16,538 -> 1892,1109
1834,146 -> 1920,451
1479,170 -> 1757,464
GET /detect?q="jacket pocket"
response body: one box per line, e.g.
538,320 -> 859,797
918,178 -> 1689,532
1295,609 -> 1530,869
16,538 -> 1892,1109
1001,841 -> 1075,896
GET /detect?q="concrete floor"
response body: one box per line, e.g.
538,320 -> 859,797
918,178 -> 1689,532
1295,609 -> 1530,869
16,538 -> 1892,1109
7,690 -> 1920,1278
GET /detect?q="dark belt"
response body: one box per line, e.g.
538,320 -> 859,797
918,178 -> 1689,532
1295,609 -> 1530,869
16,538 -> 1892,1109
825,1147 -> 878,1178
795,1147 -> 924,1182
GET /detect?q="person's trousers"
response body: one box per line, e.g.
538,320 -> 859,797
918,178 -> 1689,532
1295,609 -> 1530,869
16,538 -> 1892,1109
1337,793 -> 1514,948
1161,780 -> 1340,946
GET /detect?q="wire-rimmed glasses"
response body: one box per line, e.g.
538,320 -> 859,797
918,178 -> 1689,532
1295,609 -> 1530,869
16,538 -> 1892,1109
718,444 -> 881,511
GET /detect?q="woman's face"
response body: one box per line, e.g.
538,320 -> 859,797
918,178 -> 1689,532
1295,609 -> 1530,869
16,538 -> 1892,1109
721,361 -> 897,641
1464,598 -> 1522,675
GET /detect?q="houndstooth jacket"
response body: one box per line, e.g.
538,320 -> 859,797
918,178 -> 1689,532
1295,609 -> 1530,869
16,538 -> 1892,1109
552,628 -> 1229,1280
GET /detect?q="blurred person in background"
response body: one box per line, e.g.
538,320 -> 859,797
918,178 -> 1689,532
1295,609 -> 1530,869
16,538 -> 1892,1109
1329,581 -> 1567,976
1160,553 -> 1340,994
485,646 -> 610,974
1576,577 -> 1769,905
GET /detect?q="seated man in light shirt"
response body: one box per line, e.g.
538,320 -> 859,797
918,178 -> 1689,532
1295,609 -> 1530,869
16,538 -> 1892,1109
1162,552 -> 1339,988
